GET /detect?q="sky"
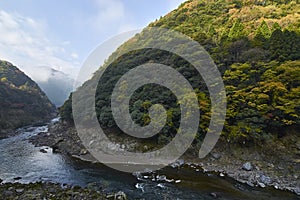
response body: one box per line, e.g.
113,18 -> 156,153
0,0 -> 185,83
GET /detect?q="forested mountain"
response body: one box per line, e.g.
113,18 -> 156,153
0,60 -> 56,133
61,0 -> 300,146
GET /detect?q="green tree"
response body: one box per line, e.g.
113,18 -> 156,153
228,19 -> 245,40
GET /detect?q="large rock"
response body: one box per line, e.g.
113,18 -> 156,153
211,153 -> 222,160
170,159 -> 185,168
242,162 -> 253,171
16,188 -> 24,193
260,175 -> 272,185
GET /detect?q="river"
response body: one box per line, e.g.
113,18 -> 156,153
0,123 -> 299,199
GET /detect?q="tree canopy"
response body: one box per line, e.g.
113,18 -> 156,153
60,0 -> 300,146
0,60 -> 56,131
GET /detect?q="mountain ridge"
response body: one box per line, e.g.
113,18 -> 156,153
0,60 -> 56,135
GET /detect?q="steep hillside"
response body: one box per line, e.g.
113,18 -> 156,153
0,60 -> 56,134
61,0 -> 300,146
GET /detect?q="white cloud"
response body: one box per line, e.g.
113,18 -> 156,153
0,10 -> 79,82
22,66 -> 53,83
70,52 -> 79,59
89,0 -> 138,35
94,0 -> 125,23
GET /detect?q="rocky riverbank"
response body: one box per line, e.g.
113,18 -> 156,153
0,182 -> 127,200
192,137 -> 300,195
29,120 -> 300,196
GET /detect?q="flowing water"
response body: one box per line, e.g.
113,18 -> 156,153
0,122 -> 299,199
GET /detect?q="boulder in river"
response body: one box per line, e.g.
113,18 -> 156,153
242,162 -> 253,171
210,192 -> 218,198
40,149 -> 47,153
16,188 -> 24,193
170,159 -> 185,168
258,182 -> 266,188
211,153 -> 222,160
260,175 -> 272,185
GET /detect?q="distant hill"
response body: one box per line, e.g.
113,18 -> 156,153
61,0 -> 300,145
30,67 -> 74,107
0,60 -> 56,133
